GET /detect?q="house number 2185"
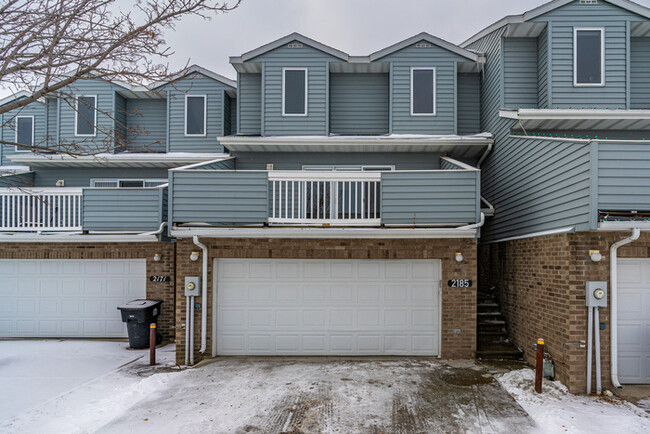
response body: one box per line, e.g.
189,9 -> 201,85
448,279 -> 473,288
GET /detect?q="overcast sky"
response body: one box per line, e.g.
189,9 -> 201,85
166,0 -> 650,80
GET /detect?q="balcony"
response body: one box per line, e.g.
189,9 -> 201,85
0,186 -> 167,233
170,158 -> 481,230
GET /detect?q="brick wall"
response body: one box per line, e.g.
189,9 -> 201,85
0,242 -> 176,342
479,231 -> 650,394
175,238 -> 478,365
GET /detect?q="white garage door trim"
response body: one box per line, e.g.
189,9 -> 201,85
617,258 -> 650,384
213,258 -> 441,356
0,259 -> 147,338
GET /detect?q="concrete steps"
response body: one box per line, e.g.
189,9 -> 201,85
476,291 -> 524,361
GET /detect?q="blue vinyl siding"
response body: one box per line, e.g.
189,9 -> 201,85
329,73 -> 389,135
630,37 -> 650,109
171,170 -> 268,225
378,42 -> 466,135
33,167 -> 169,187
224,94 -> 232,136
503,38 -> 539,109
46,97 -> 58,147
57,79 -> 126,153
191,158 -> 236,170
162,74 -> 235,153
598,142 -> 650,210
125,99 -> 167,152
250,42 -> 339,136
238,73 -> 261,135
231,152 -> 442,170
82,187 -> 166,231
0,171 -> 34,187
114,93 -> 127,150
538,26 -> 550,108
230,96 -> 237,135
381,170 -> 480,225
0,102 -> 48,165
457,73 -> 481,134
531,0 -> 644,109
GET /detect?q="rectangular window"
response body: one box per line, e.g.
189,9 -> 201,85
185,95 -> 206,136
574,28 -> 604,86
76,95 -> 97,136
15,116 -> 34,152
411,68 -> 436,116
91,179 -> 167,188
283,68 -> 308,116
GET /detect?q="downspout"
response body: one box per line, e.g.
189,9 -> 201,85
610,228 -> 641,388
193,235 -> 209,355
459,212 -> 485,230
476,142 -> 493,169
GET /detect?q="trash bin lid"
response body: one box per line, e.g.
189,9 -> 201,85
117,299 -> 163,310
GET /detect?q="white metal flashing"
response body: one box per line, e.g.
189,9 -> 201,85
461,0 -> 650,47
9,152 -> 230,168
171,227 -> 478,239
481,226 -> 576,245
0,234 -> 160,243
598,222 -> 650,231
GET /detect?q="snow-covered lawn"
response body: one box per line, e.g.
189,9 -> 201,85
497,369 -> 650,434
0,340 -> 144,424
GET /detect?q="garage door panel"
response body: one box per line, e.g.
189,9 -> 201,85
0,259 -> 146,338
216,259 -> 440,356
618,258 -> 650,384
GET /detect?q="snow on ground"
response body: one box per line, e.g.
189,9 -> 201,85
0,340 -> 144,424
497,369 -> 650,434
639,398 -> 650,413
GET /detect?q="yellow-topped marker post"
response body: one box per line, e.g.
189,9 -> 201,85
535,338 -> 545,393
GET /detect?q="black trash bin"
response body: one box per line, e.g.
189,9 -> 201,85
117,299 -> 163,349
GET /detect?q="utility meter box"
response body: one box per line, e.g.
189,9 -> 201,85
184,276 -> 201,297
586,281 -> 607,307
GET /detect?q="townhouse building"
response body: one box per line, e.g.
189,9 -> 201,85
1,0 -> 649,395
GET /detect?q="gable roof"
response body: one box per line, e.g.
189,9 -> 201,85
0,90 -> 45,108
461,0 -> 650,47
370,32 -> 485,62
154,64 -> 236,89
231,32 -> 349,63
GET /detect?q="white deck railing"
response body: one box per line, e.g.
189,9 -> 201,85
268,171 -> 382,226
0,188 -> 83,231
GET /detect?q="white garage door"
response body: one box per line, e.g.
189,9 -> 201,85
216,259 -> 441,356
0,259 -> 146,338
618,259 -> 650,384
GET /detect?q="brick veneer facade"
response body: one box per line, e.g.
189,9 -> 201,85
0,242 -> 177,342
175,238 -> 478,365
479,231 -> 650,394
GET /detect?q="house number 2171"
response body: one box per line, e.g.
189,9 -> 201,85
448,279 -> 473,288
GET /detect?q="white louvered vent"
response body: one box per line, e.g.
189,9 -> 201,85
288,43 -> 303,48
415,43 -> 433,48
580,0 -> 597,4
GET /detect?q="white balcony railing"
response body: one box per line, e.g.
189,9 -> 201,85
0,188 -> 83,231
268,171 -> 381,226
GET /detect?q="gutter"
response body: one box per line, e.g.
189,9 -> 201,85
610,228 -> 641,388
193,236 -> 209,355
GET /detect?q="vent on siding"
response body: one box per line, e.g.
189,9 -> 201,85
288,43 -> 303,48
579,0 -> 597,4
415,42 -> 433,48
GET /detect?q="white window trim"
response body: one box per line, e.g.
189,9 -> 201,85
574,27 -> 605,87
184,94 -> 207,137
14,115 -> 34,152
90,178 -> 167,188
282,67 -> 308,117
410,67 -> 437,116
74,95 -> 97,137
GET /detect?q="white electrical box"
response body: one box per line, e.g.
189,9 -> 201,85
586,281 -> 607,307
184,276 -> 201,297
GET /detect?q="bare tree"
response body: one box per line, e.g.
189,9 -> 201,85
0,0 -> 241,154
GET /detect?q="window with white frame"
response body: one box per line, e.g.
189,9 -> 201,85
75,95 -> 97,136
14,116 -> 34,152
91,179 -> 167,188
574,28 -> 604,86
282,68 -> 308,116
411,67 -> 436,116
185,95 -> 206,136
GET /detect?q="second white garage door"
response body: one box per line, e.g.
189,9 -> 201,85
215,259 -> 441,356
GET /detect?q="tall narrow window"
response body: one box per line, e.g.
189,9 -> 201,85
185,95 -> 206,136
282,68 -> 308,116
411,68 -> 436,116
76,95 -> 97,136
15,116 -> 34,152
574,28 -> 604,86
